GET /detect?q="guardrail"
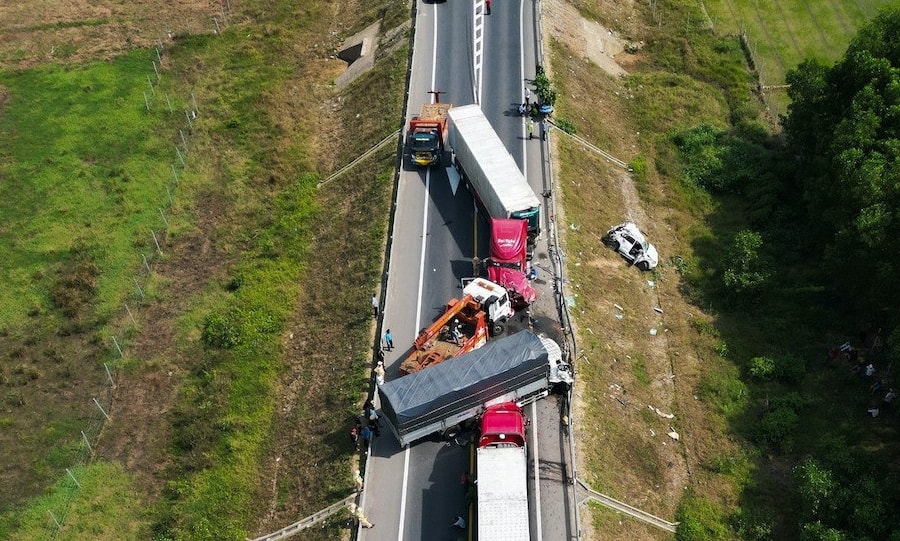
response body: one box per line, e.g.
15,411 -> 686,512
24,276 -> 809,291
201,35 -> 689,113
551,122 -> 630,170
317,129 -> 400,188
246,494 -> 356,541
575,479 -> 679,533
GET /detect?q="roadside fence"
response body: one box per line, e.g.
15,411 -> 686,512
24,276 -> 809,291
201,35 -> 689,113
40,3 -> 232,537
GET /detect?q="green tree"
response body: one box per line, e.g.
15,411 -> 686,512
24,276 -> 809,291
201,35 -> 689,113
783,7 -> 900,314
723,230 -> 771,295
794,458 -> 835,518
799,522 -> 847,541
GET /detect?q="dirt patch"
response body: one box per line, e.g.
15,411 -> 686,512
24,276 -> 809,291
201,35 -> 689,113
542,0 -> 629,78
0,1 -> 222,68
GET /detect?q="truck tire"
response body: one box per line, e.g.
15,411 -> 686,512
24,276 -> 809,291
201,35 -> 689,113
636,261 -> 651,272
490,320 -> 506,337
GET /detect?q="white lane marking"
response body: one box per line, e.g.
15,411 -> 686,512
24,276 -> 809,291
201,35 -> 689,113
398,6 -> 440,540
519,0 -> 528,180
530,400 -> 543,541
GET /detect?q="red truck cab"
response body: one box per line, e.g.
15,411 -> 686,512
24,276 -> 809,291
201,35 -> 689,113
479,402 -> 527,448
487,218 -> 536,308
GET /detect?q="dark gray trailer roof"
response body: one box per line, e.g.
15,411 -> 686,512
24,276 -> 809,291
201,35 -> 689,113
378,331 -> 549,435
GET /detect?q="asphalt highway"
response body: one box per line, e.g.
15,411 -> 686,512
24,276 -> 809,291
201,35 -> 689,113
359,1 -> 575,539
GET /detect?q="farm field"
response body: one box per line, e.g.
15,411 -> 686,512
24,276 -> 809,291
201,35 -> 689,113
0,0 -> 406,538
704,0 -> 897,114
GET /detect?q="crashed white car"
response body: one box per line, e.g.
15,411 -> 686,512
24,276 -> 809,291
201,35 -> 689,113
602,222 -> 659,271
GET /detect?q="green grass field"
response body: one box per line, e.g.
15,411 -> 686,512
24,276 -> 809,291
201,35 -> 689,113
705,0 -> 897,86
0,49 -> 176,329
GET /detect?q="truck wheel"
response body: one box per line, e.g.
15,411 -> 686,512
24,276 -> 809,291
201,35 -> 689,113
636,261 -> 651,271
490,321 -> 506,337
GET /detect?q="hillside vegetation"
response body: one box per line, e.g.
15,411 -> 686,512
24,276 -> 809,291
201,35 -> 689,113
0,1 -> 406,539
2,0 -> 899,539
554,1 -> 900,539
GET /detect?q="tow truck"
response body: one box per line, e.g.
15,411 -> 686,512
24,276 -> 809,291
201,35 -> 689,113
398,278 -> 513,376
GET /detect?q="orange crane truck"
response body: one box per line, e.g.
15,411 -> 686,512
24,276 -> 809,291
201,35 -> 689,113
399,278 -> 514,376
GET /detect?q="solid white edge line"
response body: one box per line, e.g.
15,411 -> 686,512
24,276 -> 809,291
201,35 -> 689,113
398,6 -> 439,540
520,0 -> 528,180
400,159 -> 430,541
530,400 -> 543,541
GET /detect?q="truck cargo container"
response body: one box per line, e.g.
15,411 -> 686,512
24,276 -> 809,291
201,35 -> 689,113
378,330 -> 572,447
447,105 -> 542,239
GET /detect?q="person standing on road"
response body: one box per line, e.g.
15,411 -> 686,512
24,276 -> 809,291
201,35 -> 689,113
368,409 -> 381,437
373,360 -> 386,386
485,0 -> 491,15
541,118 -> 549,141
361,425 -> 372,449
349,504 -> 375,528
371,294 -> 379,318
525,86 -> 531,106
353,469 -> 364,492
527,118 -> 534,140
384,329 -> 394,351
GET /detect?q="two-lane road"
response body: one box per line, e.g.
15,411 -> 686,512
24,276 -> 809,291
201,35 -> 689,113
360,1 -> 573,539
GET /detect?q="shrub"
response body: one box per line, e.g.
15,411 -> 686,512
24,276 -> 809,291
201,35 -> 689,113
774,354 -> 807,384
748,356 -> 775,380
554,117 -> 576,134
201,312 -> 242,349
770,391 -> 804,413
629,155 -> 648,182
676,490 -> 730,540
723,230 -> 772,296
754,407 -> 798,452
690,318 -> 720,337
714,342 -> 729,358
736,514 -> 775,541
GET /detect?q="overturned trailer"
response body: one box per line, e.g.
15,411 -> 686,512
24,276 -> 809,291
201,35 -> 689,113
378,330 -> 572,447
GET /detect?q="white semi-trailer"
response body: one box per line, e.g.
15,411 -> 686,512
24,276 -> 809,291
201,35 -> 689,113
476,401 -> 531,541
447,104 -> 542,240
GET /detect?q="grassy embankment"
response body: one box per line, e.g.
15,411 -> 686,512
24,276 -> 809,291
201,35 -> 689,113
1,0 -> 408,539
552,0 -> 896,539
0,49 -> 176,537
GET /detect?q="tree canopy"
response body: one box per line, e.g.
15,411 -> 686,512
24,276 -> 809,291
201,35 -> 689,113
784,7 -> 900,316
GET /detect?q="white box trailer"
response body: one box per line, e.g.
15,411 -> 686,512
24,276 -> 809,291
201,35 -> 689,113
476,402 -> 531,541
477,446 -> 530,540
447,104 -> 542,238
